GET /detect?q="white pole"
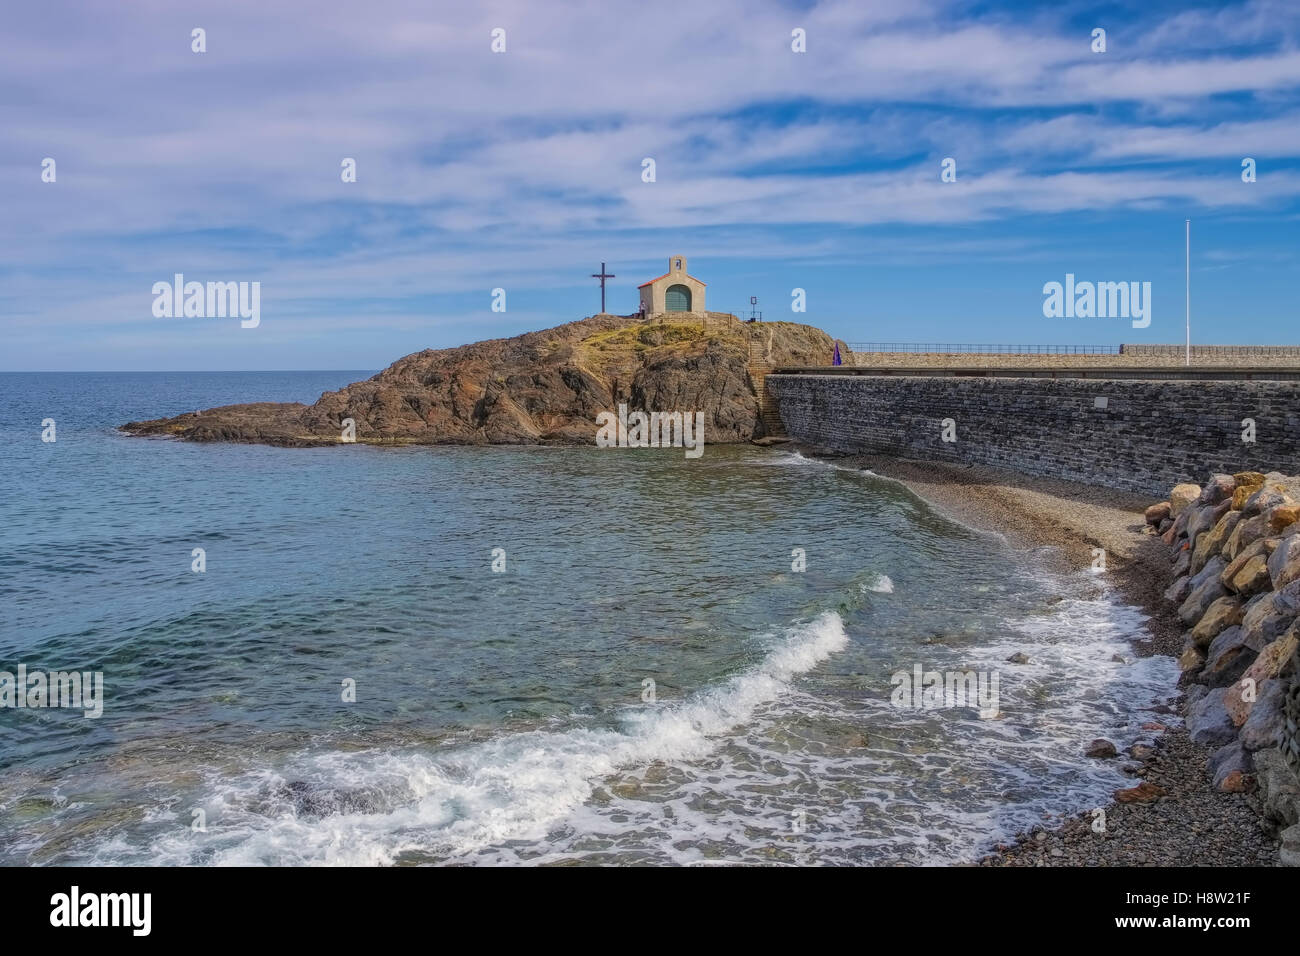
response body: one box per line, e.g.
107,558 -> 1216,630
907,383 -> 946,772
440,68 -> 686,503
1185,219 -> 1190,366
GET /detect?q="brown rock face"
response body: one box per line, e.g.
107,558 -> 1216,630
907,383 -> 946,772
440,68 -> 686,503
1145,501 -> 1172,525
1232,483 -> 1264,510
1221,538 -> 1278,596
1225,631 -> 1299,726
1270,504 -> 1300,534
1191,596 -> 1245,649
1170,484 -> 1202,517
120,316 -> 838,447
1192,510 -> 1241,573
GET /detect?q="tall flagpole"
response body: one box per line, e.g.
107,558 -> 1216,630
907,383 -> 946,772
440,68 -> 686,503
1185,220 -> 1190,367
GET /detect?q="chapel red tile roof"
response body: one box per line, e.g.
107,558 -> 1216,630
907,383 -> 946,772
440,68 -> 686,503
638,273 -> 706,288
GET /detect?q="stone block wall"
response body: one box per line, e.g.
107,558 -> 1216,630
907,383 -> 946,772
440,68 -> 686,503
849,345 -> 1300,369
767,373 -> 1300,496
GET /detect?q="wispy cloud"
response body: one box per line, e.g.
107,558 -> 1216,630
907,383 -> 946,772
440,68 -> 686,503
2,0 -> 1298,369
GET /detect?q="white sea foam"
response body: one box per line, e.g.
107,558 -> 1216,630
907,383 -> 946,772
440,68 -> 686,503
142,612 -> 849,866
862,573 -> 894,593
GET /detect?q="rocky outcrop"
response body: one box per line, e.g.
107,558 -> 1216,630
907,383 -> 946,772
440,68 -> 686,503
1148,470 -> 1300,862
121,315 -> 838,447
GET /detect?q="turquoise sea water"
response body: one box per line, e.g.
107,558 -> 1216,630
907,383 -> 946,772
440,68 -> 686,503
0,372 -> 1176,865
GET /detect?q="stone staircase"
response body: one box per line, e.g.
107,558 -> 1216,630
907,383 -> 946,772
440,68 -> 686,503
747,336 -> 788,441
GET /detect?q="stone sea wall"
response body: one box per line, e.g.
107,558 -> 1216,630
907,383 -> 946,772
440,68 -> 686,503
1147,471 -> 1300,864
767,373 -> 1300,496
850,345 -> 1300,368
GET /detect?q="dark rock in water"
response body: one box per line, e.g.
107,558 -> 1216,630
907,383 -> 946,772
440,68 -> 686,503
1006,652 -> 1031,664
273,780 -> 393,818
119,315 -> 837,447
1086,739 -> 1118,759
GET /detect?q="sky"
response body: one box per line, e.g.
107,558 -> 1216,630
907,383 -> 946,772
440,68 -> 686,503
2,0 -> 1298,371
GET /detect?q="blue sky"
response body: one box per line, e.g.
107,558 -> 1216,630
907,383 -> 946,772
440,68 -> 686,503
2,0 -> 1298,371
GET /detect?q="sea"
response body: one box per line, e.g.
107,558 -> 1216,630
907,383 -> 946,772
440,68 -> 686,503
0,371 -> 1178,866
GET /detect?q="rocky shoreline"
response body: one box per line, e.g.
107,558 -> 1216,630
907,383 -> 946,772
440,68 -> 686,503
119,316 -> 835,447
808,451 -> 1293,866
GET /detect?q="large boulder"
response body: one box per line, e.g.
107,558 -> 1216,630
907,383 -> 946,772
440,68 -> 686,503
1190,596 -> 1244,649
1254,747 -> 1300,831
1202,625 -> 1262,688
1188,500 -> 1231,549
1165,504 -> 1194,544
1224,514 -> 1270,562
1145,501 -> 1172,525
1208,740 -> 1255,792
1282,824 -> 1300,866
1240,581 -> 1300,648
1179,641 -> 1206,678
1226,630 -> 1299,726
1198,474 -> 1237,506
1232,482 -> 1264,511
1169,483 -> 1202,517
1192,511 -> 1241,574
1178,560 -> 1229,626
1164,575 -> 1192,605
1242,476 -> 1298,519
1270,504 -> 1300,534
1271,534 -> 1300,591
1221,537 -> 1277,596
1241,678 -> 1288,751
1187,687 -> 1238,747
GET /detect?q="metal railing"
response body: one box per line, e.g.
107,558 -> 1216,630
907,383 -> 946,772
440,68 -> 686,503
846,343 -> 1123,354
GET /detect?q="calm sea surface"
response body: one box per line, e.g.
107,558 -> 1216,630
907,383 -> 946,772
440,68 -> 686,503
0,372 -> 1176,865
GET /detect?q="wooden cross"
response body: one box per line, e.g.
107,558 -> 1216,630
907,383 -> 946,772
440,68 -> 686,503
590,262 -> 615,314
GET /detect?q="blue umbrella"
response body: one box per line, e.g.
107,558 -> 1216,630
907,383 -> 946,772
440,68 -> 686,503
832,342 -> 842,366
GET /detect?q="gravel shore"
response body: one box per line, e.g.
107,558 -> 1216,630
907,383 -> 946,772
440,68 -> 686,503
815,450 -> 1280,866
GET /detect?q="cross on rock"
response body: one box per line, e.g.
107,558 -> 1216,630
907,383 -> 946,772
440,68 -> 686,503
591,262 -> 616,314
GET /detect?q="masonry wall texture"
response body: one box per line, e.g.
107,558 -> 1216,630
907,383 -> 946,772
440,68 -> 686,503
850,345 -> 1300,369
768,373 -> 1300,496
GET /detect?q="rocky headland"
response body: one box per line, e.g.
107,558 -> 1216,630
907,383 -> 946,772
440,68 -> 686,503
121,314 -> 837,446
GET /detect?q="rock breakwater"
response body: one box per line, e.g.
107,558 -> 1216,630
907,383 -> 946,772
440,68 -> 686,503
1147,470 -> 1300,864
